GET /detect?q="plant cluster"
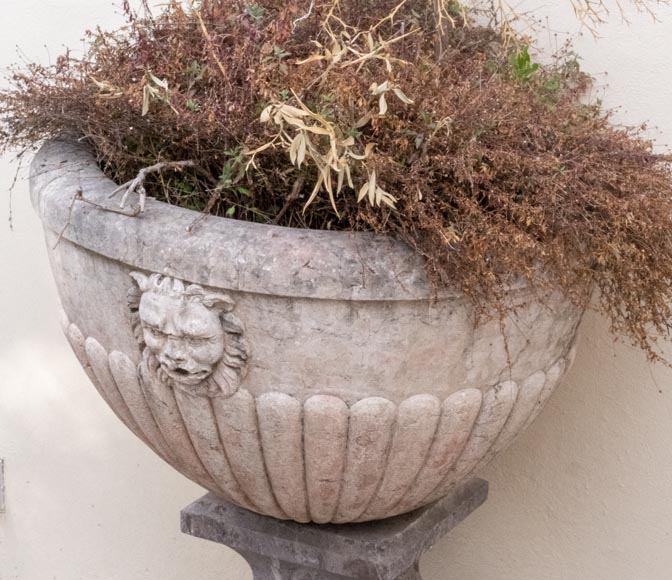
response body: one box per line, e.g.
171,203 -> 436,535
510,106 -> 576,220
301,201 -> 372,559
2,0 -> 672,361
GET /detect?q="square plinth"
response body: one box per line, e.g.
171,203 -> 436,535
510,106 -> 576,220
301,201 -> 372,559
181,478 -> 488,580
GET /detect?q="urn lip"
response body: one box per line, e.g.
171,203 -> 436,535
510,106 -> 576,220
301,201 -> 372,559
30,138 -> 528,301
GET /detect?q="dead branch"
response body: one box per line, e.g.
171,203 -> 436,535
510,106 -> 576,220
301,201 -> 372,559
54,186 -> 143,249
108,160 -> 196,212
273,176 -> 305,225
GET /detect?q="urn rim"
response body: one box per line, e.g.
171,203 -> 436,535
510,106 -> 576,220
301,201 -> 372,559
30,138 -> 529,301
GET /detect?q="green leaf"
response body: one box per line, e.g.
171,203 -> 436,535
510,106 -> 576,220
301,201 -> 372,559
273,45 -> 291,60
544,79 -> 561,92
243,3 -> 266,21
224,147 -> 243,157
510,46 -> 539,82
186,99 -> 201,112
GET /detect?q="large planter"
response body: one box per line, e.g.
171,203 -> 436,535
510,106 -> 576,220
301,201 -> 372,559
30,139 -> 582,524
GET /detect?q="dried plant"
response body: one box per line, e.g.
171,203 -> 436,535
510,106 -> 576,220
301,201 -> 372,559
567,0 -> 669,28
470,0 -> 672,38
2,0 -> 672,363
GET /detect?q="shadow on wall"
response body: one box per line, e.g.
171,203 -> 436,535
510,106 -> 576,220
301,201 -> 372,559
422,309 -> 672,580
0,334 -> 252,580
0,337 -> 139,516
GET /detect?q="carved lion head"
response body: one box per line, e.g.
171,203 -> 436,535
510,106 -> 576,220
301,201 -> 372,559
128,272 -> 248,398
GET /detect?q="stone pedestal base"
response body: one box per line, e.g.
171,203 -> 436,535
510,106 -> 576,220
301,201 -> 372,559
181,478 -> 488,580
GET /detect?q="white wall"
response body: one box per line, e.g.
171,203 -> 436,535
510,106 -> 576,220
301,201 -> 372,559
1,2 -> 672,579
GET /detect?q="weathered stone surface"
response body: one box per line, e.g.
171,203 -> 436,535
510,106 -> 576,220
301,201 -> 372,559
238,553 -> 422,580
181,478 -> 489,580
31,139 -> 583,523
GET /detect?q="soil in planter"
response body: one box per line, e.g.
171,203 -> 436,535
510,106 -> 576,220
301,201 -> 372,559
2,0 -> 672,362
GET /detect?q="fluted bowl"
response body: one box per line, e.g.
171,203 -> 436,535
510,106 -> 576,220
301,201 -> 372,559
30,139 -> 582,523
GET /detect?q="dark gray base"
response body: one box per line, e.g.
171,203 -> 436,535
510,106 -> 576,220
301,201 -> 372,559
181,478 -> 488,580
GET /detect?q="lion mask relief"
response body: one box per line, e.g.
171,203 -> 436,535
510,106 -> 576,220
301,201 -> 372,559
128,272 -> 249,398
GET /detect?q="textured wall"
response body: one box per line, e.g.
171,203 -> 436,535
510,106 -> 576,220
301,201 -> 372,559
1,1 -> 671,579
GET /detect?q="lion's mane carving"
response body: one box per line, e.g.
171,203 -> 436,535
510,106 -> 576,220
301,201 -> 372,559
128,272 -> 249,398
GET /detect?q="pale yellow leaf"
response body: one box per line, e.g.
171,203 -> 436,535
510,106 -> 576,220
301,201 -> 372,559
332,42 -> 346,64
259,104 -> 274,123
244,141 -> 274,156
329,137 -> 339,164
296,54 -> 327,65
321,166 -> 339,216
90,76 -> 120,93
90,76 -> 106,89
379,188 -> 397,209
148,72 -> 168,90
322,165 -> 333,195
282,115 -> 309,130
289,133 -> 302,165
354,113 -> 372,128
90,77 -> 123,99
280,105 -> 310,118
349,141 -> 374,160
379,93 -> 388,115
345,164 -> 354,189
368,170 -> 377,205
304,173 -> 324,209
358,182 -> 368,202
307,110 -> 332,127
336,166 -> 345,194
323,148 -> 335,170
371,80 -> 389,95
297,134 -> 307,168
392,87 -> 414,105
302,124 -> 332,136
328,188 -> 339,216
374,185 -> 383,206
142,85 -> 151,116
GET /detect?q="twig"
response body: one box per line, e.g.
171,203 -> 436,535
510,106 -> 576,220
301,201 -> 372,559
80,194 -> 143,216
53,187 -> 141,249
108,160 -> 195,212
7,149 -> 27,231
292,0 -> 316,33
194,8 -> 229,79
187,190 -> 221,233
273,176 -> 305,224
53,188 -> 82,248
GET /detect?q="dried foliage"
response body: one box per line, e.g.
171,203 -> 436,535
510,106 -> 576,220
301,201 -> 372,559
468,0 -> 672,41
2,0 -> 672,361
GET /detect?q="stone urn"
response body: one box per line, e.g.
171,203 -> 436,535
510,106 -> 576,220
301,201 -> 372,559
30,139 -> 582,524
